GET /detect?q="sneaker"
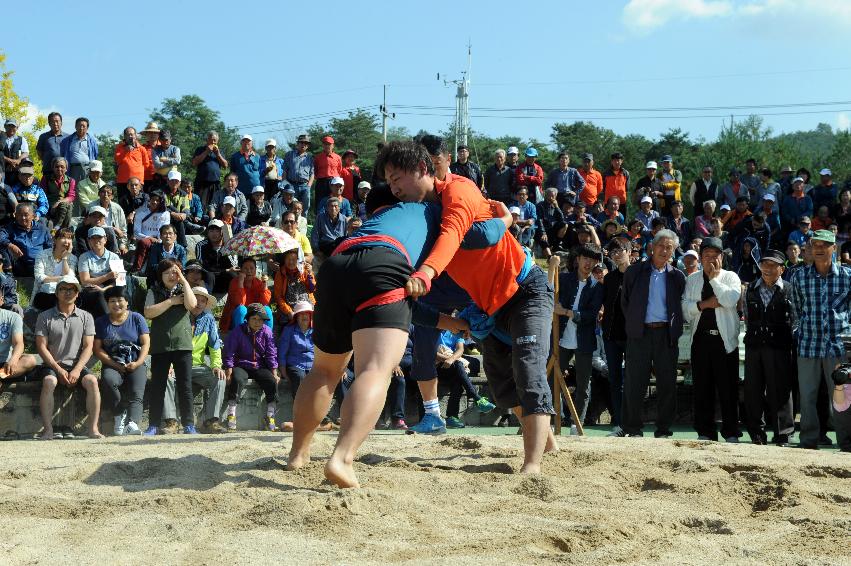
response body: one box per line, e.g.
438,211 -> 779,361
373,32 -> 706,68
496,414 -> 511,427
392,418 -> 408,431
607,426 -> 625,437
569,425 -> 579,436
697,435 -> 712,441
406,413 -> 446,435
724,436 -> 739,444
654,430 -> 673,439
476,397 -> 496,414
264,416 -> 277,432
183,425 -> 199,435
818,434 -> 834,447
113,412 -> 126,436
465,346 -> 481,355
203,418 -> 226,434
143,426 -> 159,436
446,416 -> 465,429
124,421 -> 141,435
161,419 -> 180,435
226,414 -> 237,431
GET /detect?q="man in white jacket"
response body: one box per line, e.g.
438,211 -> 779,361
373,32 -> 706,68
682,237 -> 742,442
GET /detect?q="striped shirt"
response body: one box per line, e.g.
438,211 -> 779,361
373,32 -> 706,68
789,262 -> 851,358
282,150 -> 314,185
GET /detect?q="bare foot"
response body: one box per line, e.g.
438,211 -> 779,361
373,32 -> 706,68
519,462 -> 542,474
38,429 -> 54,441
279,421 -> 294,432
88,429 -> 105,439
285,449 -> 311,470
545,430 -> 560,453
324,457 -> 360,488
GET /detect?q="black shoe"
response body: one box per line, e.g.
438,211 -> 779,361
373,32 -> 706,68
797,442 -> 819,450
654,430 -> 673,439
497,415 -> 511,428
818,434 -> 834,447
772,434 -> 790,447
750,432 -> 768,445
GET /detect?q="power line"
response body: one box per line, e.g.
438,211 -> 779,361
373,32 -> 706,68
394,100 -> 851,113
395,108 -> 851,121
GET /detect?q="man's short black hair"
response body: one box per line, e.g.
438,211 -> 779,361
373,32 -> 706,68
746,158 -> 757,165
558,152 -> 568,159
760,168 -> 772,177
47,111 -> 62,122
374,140 -> 435,181
365,182 -> 400,215
651,217 -> 667,229
736,195 -> 749,203
417,134 -> 449,157
576,242 -> 602,261
75,117 -> 89,127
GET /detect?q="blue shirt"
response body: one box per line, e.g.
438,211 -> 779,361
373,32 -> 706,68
790,262 -> 851,358
36,130 -> 68,167
318,196 -> 353,218
546,167 -> 585,194
644,264 -> 669,323
259,155 -> 284,180
229,152 -> 261,197
282,150 -> 314,185
78,248 -> 120,278
277,323 -> 314,371
94,312 -> 149,363
0,222 -> 52,268
60,133 -> 98,165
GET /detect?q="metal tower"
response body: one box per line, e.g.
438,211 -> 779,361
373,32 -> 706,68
439,43 -> 472,157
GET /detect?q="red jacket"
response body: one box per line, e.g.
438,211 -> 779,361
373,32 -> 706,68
314,151 -> 342,179
515,162 -> 544,192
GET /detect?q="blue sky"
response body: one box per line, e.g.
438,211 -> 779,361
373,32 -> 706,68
6,0 -> 851,149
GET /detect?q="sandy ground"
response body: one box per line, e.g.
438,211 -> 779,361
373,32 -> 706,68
0,431 -> 848,565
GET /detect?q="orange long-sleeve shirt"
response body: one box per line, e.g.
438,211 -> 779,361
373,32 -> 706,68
421,176 -> 526,315
273,266 -> 315,318
578,168 -> 603,206
114,142 -> 153,184
220,276 -> 272,332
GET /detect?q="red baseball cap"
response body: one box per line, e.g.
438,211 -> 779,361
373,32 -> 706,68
322,136 -> 334,144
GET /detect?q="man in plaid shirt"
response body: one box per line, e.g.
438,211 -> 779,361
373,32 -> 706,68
789,229 -> 851,449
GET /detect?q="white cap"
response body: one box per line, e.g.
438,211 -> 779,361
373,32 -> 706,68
251,185 -> 265,194
207,219 -> 225,229
88,205 -> 108,217
507,146 -> 519,155
762,193 -> 776,202
167,170 -> 181,181
357,181 -> 372,190
57,274 -> 82,291
330,176 -> 344,185
819,168 -> 832,176
265,138 -> 277,147
640,196 -> 653,204
683,250 -> 699,260
222,196 -> 237,207
645,161 -> 657,169
791,176 -> 805,184
509,206 -> 521,215
88,160 -> 103,173
720,204 -> 731,211
241,134 -> 253,142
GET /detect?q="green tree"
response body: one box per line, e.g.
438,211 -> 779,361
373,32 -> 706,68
0,50 -> 46,178
96,132 -> 120,179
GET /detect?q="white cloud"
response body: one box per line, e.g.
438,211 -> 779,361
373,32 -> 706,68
15,102 -> 60,131
837,112 -> 851,132
623,0 -> 851,34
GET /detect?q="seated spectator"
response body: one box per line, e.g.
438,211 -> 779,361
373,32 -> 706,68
510,187 -> 537,247
164,170 -> 191,247
246,185 -> 272,226
89,185 -> 128,254
223,303 -> 280,431
181,179 -> 206,235
269,185 -> 295,228
92,286 -> 149,436
292,200 -> 308,234
260,139 -> 284,198
725,196 -> 752,231
277,301 -> 314,401
788,216 -> 813,247
34,275 -> 102,439
0,202 -> 52,276
184,259 -> 214,293
812,204 -> 834,231
195,219 -> 239,292
273,248 -> 315,324
152,130 -> 181,188
218,196 -> 247,243
681,249 -> 700,275
75,160 -> 105,214
0,172 -> 17,227
736,237 -> 761,284
317,177 -> 353,218
436,329 -> 495,429
219,257 -> 272,333
40,157 -> 75,229
636,196 -> 659,230
385,328 -> 411,430
694,200 -> 716,237
10,160 -> 49,224
146,224 -> 187,278
567,200 -> 600,228
118,177 -> 147,237
595,196 -> 625,225
132,191 -> 170,273
668,200 -> 692,249
600,220 -> 621,247
142,258 -> 198,435
311,197 -> 350,257
353,181 -> 371,221
0,303 -> 37,381
280,210 -> 313,264
77,226 -> 124,320
32,228 -> 77,311
208,172 -> 248,221
74,206 -> 118,255
537,187 -> 566,256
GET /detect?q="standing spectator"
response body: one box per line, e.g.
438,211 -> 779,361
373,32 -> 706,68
191,131 -> 229,209
515,147 -> 544,203
339,149 -> 361,202
602,152 -> 630,209
93,286 -> 150,437
223,303 -> 280,431
282,134 -> 315,215
601,240 -> 631,436
682,237 -> 742,442
114,127 -> 152,198
743,250 -> 794,446
195,219 -> 239,292
278,301 -> 315,402
783,241 -> 803,279
311,197 -> 350,257
753,168 -> 781,210
75,160 -> 105,214
35,112 -> 68,170
781,177 -> 814,231
546,152 -> 585,205
259,138 -> 284,199
740,158 -> 761,195
833,187 -> 851,229
189,286 -> 228,433
139,122 -> 161,186
273,248 -> 315,324
796,167 -> 814,195
77,226 -> 123,319
151,130 -> 181,189
146,224 -> 187,278
658,155 -> 682,215
142,259 -> 198,435
811,168 -> 838,213
0,202 -> 52,276
208,172 -> 248,221
620,230 -> 686,437
132,192 -> 170,273
718,168 -> 749,210
40,157 -> 75,229
164,170 -> 191,247
0,119 -> 29,180
219,257 -> 273,333
60,117 -> 98,183
725,196 -> 753,232
483,149 -> 513,204
636,196 -> 659,230
777,165 -> 795,194
313,135 -> 342,213
578,153 -> 603,208
10,160 -> 49,222
34,275 -> 102,439
505,146 -> 520,184
246,185 -> 273,226
689,166 -> 717,214
789,230 -> 851,449
555,245 -> 605,433
760,194 -> 781,242
32,228 -> 76,311
669,200 -> 692,249
450,145 -> 483,189
635,160 -> 663,209
229,134 -> 261,200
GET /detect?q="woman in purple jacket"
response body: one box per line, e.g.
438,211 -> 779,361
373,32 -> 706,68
223,303 -> 280,431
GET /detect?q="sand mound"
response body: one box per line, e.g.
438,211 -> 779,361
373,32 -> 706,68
0,432 -> 847,564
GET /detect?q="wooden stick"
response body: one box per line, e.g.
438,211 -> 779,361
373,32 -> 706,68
548,260 -> 584,436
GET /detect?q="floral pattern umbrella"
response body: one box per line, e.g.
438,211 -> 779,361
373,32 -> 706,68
223,225 -> 300,257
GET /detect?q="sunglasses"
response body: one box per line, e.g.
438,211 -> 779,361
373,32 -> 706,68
282,220 -> 296,225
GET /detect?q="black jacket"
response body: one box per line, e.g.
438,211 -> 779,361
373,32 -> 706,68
602,268 -> 627,342
621,259 -> 685,344
744,278 -> 794,349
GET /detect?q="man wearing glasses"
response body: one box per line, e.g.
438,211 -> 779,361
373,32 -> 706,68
283,134 -> 315,216
689,166 -> 717,214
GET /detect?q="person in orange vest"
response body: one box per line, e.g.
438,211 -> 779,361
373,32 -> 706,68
578,153 -> 603,207
602,152 -> 630,207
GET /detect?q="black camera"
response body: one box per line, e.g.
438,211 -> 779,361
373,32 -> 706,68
831,364 -> 851,386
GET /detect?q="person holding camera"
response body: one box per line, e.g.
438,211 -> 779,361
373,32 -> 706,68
829,364 -> 851,452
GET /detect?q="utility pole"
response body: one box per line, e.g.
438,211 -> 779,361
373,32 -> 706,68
380,84 -> 395,142
439,43 -> 472,157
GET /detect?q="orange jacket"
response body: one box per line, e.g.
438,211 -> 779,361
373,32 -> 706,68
578,168 -> 603,205
220,276 -> 272,332
421,176 -> 526,315
273,266 -> 316,318
114,142 -> 152,184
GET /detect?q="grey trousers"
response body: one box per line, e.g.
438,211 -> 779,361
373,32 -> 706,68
164,366 -> 226,423
797,357 -> 840,446
622,327 -> 678,436
560,348 -> 593,426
